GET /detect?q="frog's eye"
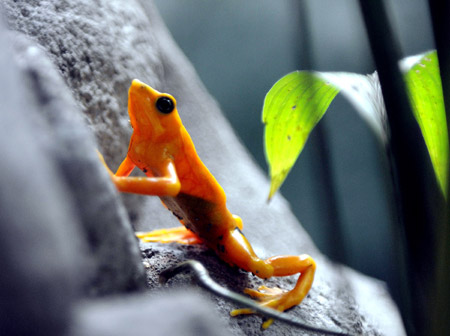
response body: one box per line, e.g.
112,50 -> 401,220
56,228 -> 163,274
156,96 -> 175,114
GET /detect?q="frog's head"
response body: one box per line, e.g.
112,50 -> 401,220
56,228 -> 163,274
128,79 -> 182,138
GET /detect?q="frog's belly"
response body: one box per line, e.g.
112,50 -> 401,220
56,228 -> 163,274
160,193 -> 232,245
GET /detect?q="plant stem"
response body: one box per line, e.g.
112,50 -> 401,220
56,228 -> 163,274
358,1 -> 443,335
427,2 -> 450,335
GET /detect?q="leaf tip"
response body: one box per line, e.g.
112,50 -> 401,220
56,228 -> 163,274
267,174 -> 284,201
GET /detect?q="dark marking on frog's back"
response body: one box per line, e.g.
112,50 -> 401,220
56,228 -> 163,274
217,243 -> 226,254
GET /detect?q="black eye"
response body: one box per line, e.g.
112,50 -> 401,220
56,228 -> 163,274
156,97 -> 174,114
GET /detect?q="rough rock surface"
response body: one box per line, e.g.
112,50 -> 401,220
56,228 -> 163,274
5,24 -> 145,296
0,0 -> 405,335
70,291 -> 229,336
0,19 -> 85,336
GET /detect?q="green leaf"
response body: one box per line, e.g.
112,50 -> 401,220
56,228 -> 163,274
403,51 -> 448,195
262,71 -> 339,199
263,51 -> 448,198
263,71 -> 385,199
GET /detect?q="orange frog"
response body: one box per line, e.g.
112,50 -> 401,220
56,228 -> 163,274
100,79 -> 316,329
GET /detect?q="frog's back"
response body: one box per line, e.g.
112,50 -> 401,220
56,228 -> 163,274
174,125 -> 227,204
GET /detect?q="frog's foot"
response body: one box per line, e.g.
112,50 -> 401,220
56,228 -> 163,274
136,226 -> 203,245
230,286 -> 290,329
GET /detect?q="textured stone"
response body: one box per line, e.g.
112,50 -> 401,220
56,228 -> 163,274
71,291 -> 228,336
0,17 -> 85,336
0,0 -> 406,335
140,242 -> 405,335
1,3 -> 146,297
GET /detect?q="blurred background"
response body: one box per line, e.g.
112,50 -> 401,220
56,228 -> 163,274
154,0 -> 434,297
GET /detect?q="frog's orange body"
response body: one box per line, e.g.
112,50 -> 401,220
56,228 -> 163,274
100,80 -> 316,328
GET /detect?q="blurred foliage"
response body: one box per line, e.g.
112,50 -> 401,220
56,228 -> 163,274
264,51 -> 448,198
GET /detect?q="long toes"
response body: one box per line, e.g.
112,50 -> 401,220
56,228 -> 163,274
243,288 -> 272,299
230,308 -> 254,316
262,318 -> 274,329
135,229 -> 202,244
257,286 -> 284,295
243,286 -> 285,300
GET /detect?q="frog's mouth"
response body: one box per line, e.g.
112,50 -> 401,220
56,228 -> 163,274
128,80 -> 164,134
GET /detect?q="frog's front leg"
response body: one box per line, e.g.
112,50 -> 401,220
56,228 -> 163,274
99,152 -> 200,244
222,228 -> 316,329
102,154 -> 180,196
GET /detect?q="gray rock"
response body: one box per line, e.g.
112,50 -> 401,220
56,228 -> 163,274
1,1 -> 146,297
0,17 -> 84,336
140,243 -> 404,335
71,291 -> 229,336
0,0 -> 406,335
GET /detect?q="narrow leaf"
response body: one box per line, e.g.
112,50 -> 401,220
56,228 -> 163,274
263,71 -> 339,199
403,51 -> 448,194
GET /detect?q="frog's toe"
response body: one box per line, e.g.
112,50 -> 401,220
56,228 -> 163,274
230,307 -> 254,316
136,226 -> 202,245
230,286 -> 291,329
230,306 -> 276,329
244,285 -> 284,298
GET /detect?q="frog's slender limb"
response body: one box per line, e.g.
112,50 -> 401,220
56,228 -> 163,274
220,227 -> 316,329
113,158 -> 180,197
99,151 -> 200,245
115,155 -> 135,176
99,152 -> 180,197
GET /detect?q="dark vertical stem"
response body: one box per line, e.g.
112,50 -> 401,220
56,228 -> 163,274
427,2 -> 450,335
428,2 -> 450,114
296,0 -> 347,263
358,1 -> 443,335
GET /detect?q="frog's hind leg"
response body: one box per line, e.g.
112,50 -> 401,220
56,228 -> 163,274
232,254 -> 316,328
136,226 -> 203,245
221,228 -> 316,329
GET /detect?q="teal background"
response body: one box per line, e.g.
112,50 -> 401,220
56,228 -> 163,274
154,0 -> 434,290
